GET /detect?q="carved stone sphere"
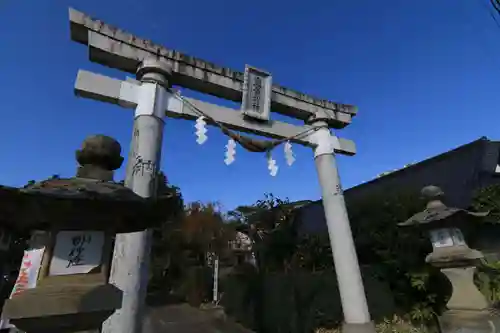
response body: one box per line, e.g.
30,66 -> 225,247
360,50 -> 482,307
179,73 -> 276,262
421,185 -> 444,200
75,135 -> 124,171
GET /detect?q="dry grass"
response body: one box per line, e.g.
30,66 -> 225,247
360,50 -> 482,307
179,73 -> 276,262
314,315 -> 430,333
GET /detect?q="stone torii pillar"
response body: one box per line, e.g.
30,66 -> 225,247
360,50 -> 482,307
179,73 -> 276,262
309,117 -> 373,333
100,59 -> 171,333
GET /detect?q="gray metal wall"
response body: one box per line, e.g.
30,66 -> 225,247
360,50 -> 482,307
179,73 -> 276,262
298,138 -> 500,236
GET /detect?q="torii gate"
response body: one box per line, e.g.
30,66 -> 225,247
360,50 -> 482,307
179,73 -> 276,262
68,8 -> 375,333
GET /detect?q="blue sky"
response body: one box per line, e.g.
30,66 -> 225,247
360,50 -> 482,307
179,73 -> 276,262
1,0 -> 500,210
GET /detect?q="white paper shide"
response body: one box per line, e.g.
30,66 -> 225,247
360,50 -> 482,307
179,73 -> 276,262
49,230 -> 105,276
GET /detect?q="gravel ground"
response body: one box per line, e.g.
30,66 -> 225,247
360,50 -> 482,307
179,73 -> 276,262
143,303 -> 255,333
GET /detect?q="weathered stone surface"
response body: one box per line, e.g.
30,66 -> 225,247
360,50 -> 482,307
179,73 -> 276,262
441,267 -> 489,310
4,284 -> 122,333
398,185 -> 488,228
439,309 -> 500,333
68,8 -> 357,128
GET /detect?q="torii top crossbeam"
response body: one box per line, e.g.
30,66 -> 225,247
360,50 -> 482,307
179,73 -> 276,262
68,8 -> 357,129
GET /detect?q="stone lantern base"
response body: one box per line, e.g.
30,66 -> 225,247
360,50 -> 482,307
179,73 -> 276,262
3,283 -> 122,333
437,266 -> 500,333
439,309 -> 500,333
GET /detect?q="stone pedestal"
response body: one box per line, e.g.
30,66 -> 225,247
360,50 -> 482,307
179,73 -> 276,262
438,266 -> 500,333
441,267 -> 489,310
439,309 -> 500,333
2,230 -> 121,333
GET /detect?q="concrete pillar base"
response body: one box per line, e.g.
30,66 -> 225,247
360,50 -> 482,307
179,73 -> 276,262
439,309 -> 500,333
342,321 -> 376,333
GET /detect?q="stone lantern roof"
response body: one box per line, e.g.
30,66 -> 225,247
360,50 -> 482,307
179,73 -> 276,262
0,135 -> 178,232
398,185 -> 488,228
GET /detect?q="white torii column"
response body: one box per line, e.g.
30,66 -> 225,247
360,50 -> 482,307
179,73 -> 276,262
309,117 -> 375,333
101,58 -> 171,333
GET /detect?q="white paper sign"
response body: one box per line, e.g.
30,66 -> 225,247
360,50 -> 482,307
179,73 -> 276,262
12,248 -> 44,294
48,231 -> 104,276
0,246 -> 45,329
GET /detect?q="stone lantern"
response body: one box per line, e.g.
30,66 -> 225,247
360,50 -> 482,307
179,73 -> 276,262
398,185 -> 497,333
0,135 -> 175,333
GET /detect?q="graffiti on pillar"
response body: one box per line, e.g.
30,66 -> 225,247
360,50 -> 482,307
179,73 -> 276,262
131,126 -> 140,160
131,127 -> 158,179
132,155 -> 157,177
334,184 -> 343,196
